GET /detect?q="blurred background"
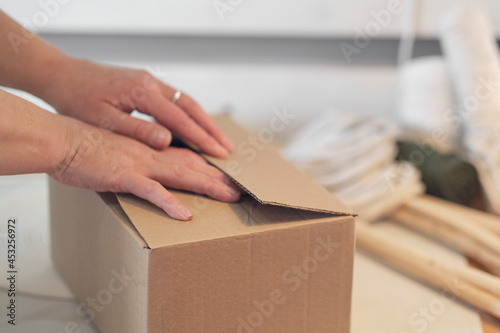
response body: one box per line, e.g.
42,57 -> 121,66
1,1 -> 500,332
2,0 -> 499,140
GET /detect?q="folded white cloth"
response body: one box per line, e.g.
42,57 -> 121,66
440,4 -> 500,214
282,111 -> 423,221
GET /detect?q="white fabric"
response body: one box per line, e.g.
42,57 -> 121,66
440,4 -> 500,214
282,110 -> 424,221
397,56 -> 460,153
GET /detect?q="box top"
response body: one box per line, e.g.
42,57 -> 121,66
116,114 -> 355,249
198,115 -> 355,216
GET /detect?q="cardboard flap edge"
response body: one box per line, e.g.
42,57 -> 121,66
192,114 -> 356,217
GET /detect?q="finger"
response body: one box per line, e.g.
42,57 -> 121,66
156,146 -> 208,165
142,94 -> 229,158
148,163 -> 241,202
121,173 -> 193,220
160,83 -> 234,152
156,147 -> 225,180
157,148 -> 243,194
101,103 -> 172,149
177,156 -> 242,194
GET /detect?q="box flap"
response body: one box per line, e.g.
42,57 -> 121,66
115,114 -> 355,249
195,114 -> 355,215
116,191 -> 350,249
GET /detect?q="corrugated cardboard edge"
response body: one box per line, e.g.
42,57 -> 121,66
49,180 -> 150,333
99,192 -> 151,250
115,114 -> 356,249
116,191 -> 353,250
186,114 -> 357,216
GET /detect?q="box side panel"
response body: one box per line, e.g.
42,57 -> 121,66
306,217 -> 354,333
147,217 -> 354,333
49,179 -> 148,333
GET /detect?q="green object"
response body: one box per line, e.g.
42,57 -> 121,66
396,140 -> 480,205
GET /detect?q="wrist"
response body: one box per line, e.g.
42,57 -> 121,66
0,91 -> 72,175
45,114 -> 86,178
29,51 -> 73,105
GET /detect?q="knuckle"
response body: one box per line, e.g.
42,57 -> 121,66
173,164 -> 186,178
132,70 -> 157,91
182,158 -> 196,169
180,150 -> 205,166
175,115 -> 191,128
179,148 -> 197,160
134,121 -> 152,141
182,96 -> 197,109
163,193 -> 178,206
135,69 -> 150,81
143,181 -> 161,196
108,176 -> 125,193
204,180 -> 222,197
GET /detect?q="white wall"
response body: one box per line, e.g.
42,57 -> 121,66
1,0 -> 499,139
2,0 -> 500,37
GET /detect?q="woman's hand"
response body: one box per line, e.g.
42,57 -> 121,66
50,116 -> 241,220
0,88 -> 240,221
42,57 -> 233,158
0,10 -> 241,221
0,11 -> 232,157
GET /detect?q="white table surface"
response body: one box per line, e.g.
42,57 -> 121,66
0,174 -> 483,332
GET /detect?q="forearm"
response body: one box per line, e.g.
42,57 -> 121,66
0,89 -> 68,175
0,10 -> 67,99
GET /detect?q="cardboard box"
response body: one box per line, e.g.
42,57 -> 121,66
50,115 -> 355,333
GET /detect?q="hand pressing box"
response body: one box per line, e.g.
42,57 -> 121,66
50,115 -> 355,333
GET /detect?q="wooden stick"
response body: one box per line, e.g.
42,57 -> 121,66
392,207 -> 500,276
416,195 -> 500,236
356,221 -> 500,319
445,262 -> 500,299
403,196 -> 500,257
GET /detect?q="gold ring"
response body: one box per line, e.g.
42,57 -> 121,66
172,91 -> 182,104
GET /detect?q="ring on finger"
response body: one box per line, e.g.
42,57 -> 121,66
172,90 -> 182,104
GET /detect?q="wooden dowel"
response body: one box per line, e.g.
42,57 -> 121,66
403,196 -> 500,257
392,207 -> 500,276
356,222 -> 500,319
445,263 -> 500,299
417,195 -> 500,236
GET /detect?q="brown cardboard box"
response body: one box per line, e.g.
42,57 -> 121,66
50,115 -> 355,333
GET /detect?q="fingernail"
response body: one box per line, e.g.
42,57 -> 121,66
222,137 -> 234,152
152,130 -> 168,148
178,206 -> 193,220
226,185 -> 241,198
